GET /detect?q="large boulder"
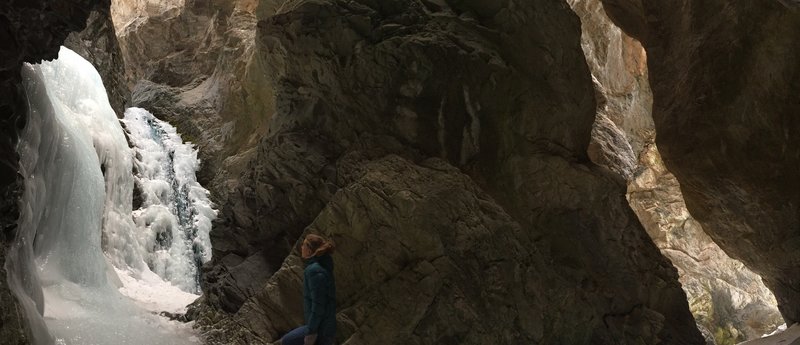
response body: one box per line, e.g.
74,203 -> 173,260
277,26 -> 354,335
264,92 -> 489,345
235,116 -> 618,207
200,151 -> 700,344
210,154 -> 558,344
600,0 -> 800,324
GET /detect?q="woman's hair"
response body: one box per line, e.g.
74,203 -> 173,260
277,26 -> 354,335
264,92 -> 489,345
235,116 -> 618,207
303,234 -> 335,258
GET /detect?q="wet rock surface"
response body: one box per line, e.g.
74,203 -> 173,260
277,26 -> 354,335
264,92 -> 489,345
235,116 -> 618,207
600,0 -> 800,325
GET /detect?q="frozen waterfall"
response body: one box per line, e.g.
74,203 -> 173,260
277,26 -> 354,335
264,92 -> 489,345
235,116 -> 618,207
7,47 -> 215,344
123,107 -> 215,293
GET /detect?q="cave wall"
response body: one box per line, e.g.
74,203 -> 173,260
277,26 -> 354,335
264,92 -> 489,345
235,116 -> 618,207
570,0 -> 786,343
600,0 -> 800,324
0,0 -> 107,343
0,0 -> 731,343
109,0 -> 281,312
183,0 -> 704,343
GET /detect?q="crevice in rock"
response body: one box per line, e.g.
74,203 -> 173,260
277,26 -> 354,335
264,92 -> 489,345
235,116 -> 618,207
569,0 -> 785,343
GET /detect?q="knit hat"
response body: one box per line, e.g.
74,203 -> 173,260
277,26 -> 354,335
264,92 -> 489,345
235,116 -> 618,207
302,234 -> 335,259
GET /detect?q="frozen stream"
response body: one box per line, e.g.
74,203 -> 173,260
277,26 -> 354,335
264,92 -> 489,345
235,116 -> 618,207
7,47 -> 215,344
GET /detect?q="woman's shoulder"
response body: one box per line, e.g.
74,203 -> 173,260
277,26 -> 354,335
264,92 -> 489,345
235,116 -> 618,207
304,261 -> 328,274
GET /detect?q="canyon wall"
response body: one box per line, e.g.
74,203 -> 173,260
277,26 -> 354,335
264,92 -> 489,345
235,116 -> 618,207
13,0 -> 795,343
172,0 -> 704,343
629,144 -> 784,344
600,0 -> 800,325
115,0 -> 267,187
108,0 -> 280,313
572,0 -> 785,343
567,0 -> 652,181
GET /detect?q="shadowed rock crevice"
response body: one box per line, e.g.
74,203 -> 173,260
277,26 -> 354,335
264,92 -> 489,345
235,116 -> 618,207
571,0 -> 786,343
599,0 -> 800,325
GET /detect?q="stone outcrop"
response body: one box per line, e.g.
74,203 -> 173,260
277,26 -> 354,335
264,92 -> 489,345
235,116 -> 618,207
204,154 -> 561,344
185,0 -> 704,343
629,144 -> 784,344
0,0 -> 107,343
599,0 -> 800,325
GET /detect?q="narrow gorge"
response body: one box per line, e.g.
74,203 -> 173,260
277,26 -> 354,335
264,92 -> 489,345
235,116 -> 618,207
0,1 -> 798,345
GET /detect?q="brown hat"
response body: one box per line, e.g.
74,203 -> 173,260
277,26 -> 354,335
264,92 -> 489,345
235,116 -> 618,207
302,234 -> 335,259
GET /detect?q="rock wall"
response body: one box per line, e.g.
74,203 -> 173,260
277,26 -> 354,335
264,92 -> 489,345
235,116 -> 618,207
628,144 -> 784,344
116,0 -> 268,185
600,0 -> 800,324
571,0 -> 786,342
185,0 -> 704,343
64,7 -> 129,116
0,0 -> 107,343
567,0 -> 653,181
109,0 -> 279,312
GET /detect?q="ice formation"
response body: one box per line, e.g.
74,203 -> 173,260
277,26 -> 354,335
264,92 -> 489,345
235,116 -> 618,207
123,107 -> 215,293
7,47 -> 214,344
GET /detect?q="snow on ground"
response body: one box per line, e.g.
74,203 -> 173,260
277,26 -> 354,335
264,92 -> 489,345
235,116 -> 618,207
115,267 -> 200,314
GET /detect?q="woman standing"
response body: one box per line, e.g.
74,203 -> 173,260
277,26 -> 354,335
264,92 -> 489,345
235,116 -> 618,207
280,234 -> 337,345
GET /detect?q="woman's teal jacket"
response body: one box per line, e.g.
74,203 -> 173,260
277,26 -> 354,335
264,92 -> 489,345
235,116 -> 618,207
304,254 -> 336,339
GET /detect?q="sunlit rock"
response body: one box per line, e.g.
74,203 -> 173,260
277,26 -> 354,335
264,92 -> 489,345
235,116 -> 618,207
569,0 -> 785,343
600,0 -> 800,326
628,144 -> 784,344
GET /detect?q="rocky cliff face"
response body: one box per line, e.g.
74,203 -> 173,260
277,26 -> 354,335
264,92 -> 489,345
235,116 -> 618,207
14,0 -> 789,343
567,0 -> 652,181
109,0 -> 278,313
571,0 -> 786,342
179,0 -> 704,343
115,0 -> 266,187
0,0 -> 106,343
628,145 -> 784,344
600,0 -> 800,325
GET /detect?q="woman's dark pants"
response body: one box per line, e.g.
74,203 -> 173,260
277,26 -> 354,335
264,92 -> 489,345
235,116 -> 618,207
280,326 -> 335,345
